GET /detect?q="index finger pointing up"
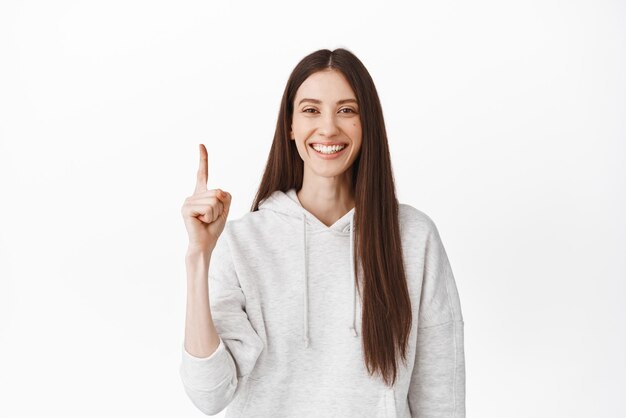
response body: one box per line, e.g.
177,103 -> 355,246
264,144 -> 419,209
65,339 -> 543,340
194,143 -> 209,194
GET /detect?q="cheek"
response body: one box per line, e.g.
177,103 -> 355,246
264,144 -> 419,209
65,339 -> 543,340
347,121 -> 360,133
293,118 -> 314,133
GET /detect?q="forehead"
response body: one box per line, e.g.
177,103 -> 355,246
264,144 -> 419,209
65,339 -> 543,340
295,70 -> 356,102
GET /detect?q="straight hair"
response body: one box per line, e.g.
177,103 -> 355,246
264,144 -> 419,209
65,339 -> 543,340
250,48 -> 411,387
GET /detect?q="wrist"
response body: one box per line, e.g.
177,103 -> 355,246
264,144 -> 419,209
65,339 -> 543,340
186,245 -> 213,258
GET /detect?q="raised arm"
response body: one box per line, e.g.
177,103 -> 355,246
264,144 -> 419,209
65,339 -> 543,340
178,144 -> 263,415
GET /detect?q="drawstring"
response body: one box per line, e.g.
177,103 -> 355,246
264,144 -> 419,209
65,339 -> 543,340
302,212 -> 358,349
349,215 -> 358,338
302,213 -> 310,348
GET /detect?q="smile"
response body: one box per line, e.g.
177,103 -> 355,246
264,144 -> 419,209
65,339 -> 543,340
309,143 -> 348,159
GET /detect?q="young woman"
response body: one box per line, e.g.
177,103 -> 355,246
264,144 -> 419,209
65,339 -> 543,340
179,48 -> 466,417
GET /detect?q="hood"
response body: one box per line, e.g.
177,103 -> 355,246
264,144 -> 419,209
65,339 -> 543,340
258,188 -> 358,349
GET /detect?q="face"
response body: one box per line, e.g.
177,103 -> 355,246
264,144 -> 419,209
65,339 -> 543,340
290,69 -> 362,179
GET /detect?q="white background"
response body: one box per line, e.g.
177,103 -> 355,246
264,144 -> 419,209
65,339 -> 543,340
1,1 -> 624,417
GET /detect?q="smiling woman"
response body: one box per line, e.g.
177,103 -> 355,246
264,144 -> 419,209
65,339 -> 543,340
179,47 -> 466,418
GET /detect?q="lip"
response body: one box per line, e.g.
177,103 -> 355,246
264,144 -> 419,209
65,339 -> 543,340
309,141 -> 348,146
309,143 -> 349,160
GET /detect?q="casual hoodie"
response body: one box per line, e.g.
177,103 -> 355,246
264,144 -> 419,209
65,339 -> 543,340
179,188 -> 465,417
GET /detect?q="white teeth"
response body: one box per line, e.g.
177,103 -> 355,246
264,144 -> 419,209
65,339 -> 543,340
312,144 -> 346,154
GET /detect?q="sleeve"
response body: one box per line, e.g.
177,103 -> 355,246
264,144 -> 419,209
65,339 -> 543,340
408,218 -> 466,418
179,227 -> 265,416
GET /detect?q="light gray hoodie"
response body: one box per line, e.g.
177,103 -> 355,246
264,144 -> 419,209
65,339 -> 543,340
179,188 -> 465,417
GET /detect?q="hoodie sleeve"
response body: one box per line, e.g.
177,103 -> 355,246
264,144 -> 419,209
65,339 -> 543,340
408,217 -> 466,418
179,228 -> 264,416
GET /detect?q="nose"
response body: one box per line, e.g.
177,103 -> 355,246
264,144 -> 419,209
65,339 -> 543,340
318,112 -> 340,138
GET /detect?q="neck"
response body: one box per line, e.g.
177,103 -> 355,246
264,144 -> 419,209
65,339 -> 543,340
296,174 -> 355,228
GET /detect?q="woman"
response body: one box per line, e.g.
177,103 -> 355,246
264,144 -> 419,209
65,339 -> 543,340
179,48 -> 465,417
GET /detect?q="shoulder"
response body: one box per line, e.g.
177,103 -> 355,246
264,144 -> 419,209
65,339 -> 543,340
397,203 -> 452,267
223,209 -> 267,230
219,209 -> 279,247
398,202 -> 439,235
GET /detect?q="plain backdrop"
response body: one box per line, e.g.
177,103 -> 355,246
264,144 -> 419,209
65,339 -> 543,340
1,1 -> 624,417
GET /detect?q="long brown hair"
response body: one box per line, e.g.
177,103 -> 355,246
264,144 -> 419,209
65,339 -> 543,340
250,48 -> 411,387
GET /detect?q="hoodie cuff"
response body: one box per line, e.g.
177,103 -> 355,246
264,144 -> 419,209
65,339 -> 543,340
182,337 -> 225,361
180,337 -> 233,391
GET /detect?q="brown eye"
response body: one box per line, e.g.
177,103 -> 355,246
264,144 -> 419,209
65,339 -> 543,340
340,108 -> 356,113
303,108 -> 317,113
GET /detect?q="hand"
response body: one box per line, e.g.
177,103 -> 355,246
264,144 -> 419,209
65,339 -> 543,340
180,144 -> 232,253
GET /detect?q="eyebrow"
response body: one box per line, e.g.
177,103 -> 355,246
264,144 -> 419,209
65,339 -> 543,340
298,98 -> 358,106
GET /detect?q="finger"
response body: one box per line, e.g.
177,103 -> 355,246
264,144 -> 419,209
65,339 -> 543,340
217,190 -> 232,220
194,144 -> 209,195
187,202 -> 222,222
201,200 -> 224,224
184,195 -> 222,214
186,189 -> 220,202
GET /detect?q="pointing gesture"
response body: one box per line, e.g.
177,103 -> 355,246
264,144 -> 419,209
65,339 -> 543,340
181,144 -> 232,253
194,143 -> 209,195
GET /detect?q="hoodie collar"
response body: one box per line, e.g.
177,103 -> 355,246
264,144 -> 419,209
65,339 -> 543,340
258,188 -> 359,348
